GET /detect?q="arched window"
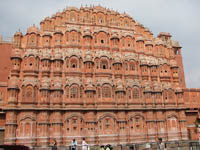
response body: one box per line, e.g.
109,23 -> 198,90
163,90 -> 174,101
116,91 -> 124,99
26,86 -> 33,102
168,90 -> 174,99
129,62 -> 135,71
114,63 -> 122,70
70,13 -> 75,22
133,88 -> 140,99
167,116 -> 178,131
102,86 -> 111,98
40,90 -> 49,103
29,34 -> 36,47
86,91 -> 94,98
25,122 -> 31,137
70,59 -> 78,68
127,89 -> 131,99
28,56 -> 35,68
70,86 -> 78,98
100,59 -> 108,69
163,90 -> 168,101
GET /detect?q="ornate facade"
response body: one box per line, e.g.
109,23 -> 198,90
2,5 -> 200,148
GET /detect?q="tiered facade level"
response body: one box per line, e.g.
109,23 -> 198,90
5,6 -> 193,147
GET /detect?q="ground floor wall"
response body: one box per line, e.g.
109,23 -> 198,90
32,141 -> 200,150
4,109 -> 188,148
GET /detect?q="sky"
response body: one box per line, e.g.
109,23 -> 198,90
0,0 -> 199,88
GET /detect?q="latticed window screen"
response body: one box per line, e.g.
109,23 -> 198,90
70,87 -> 78,98
102,87 -> 111,98
130,63 -> 135,71
133,88 -> 139,99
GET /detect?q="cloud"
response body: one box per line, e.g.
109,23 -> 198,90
0,0 -> 199,88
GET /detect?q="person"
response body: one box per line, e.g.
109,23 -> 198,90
82,138 -> 88,150
99,145 -> 104,150
105,145 -> 111,150
158,138 -> 165,150
52,140 -> 57,150
72,139 -> 77,150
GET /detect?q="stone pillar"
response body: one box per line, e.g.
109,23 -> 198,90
37,111 -> 50,147
4,111 -> 17,144
50,111 -> 62,146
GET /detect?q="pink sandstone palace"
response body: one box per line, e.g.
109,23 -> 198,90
0,5 -> 200,148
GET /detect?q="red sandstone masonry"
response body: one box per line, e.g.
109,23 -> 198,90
0,5 -> 199,148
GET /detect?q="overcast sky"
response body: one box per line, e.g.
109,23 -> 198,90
0,0 -> 199,88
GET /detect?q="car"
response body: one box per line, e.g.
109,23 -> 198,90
0,144 -> 30,150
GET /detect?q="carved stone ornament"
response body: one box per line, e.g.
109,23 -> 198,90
40,49 -> 51,60
94,27 -> 109,34
113,52 -> 121,64
84,50 -> 93,62
52,48 -> 63,60
65,48 -> 82,58
153,82 -> 162,92
175,87 -> 183,93
121,30 -> 134,38
83,27 -> 92,37
66,25 -> 81,32
96,77 -> 113,86
149,56 -> 159,66
170,59 -> 178,68
52,77 -> 63,90
65,77 -> 82,86
115,79 -> 125,92
126,79 -> 141,88
40,77 -> 51,90
8,77 -> 19,89
24,49 -> 39,58
158,58 -> 168,65
111,30 -> 119,39
95,50 -> 111,59
85,78 -> 95,91
140,55 -> 148,65
11,48 -> 22,59
162,82 -> 172,90
143,82 -> 152,92
22,78 -> 38,87
123,52 -> 138,61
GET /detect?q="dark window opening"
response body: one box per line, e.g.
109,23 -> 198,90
72,64 -> 76,68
